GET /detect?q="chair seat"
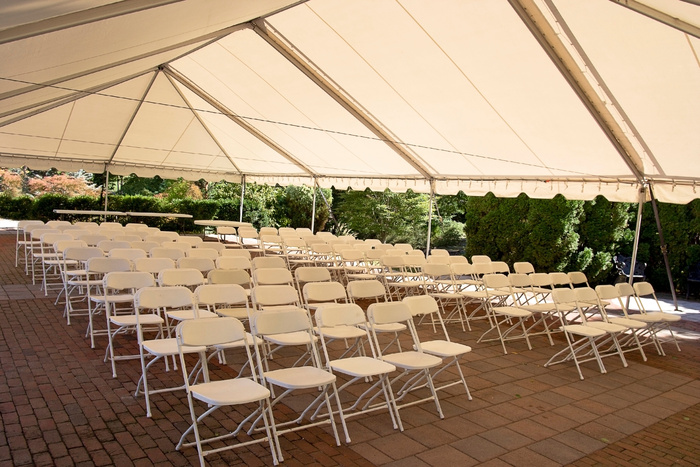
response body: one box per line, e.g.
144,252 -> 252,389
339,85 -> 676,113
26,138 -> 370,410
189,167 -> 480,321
562,324 -> 607,337
142,338 -> 205,357
627,313 -> 665,323
608,317 -> 647,329
265,331 -> 317,346
264,366 -> 336,389
317,325 -> 367,340
359,322 -> 407,333
191,378 -> 271,406
329,356 -> 396,378
587,321 -> 627,333
381,351 -> 442,370
166,309 -> 219,321
492,306 -> 532,318
647,311 -> 681,322
214,307 -> 249,320
110,314 -> 164,327
420,340 -> 472,358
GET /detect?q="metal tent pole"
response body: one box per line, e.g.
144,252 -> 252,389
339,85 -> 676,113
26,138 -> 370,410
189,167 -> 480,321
239,176 -> 245,223
649,185 -> 679,310
426,184 -> 435,258
311,181 -> 317,233
628,187 -> 645,286
103,169 -> 109,222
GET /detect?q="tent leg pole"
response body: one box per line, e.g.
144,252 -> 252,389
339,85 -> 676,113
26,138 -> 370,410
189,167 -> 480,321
311,182 -> 317,233
649,185 -> 679,310
239,176 -> 246,223
103,169 -> 109,222
628,188 -> 645,286
426,185 -> 435,258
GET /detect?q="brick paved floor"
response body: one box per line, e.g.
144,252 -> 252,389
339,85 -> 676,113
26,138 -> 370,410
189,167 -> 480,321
1,228 -> 699,466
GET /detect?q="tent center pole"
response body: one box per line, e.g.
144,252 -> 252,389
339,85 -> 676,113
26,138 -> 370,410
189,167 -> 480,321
239,176 -> 245,223
649,185 -> 679,310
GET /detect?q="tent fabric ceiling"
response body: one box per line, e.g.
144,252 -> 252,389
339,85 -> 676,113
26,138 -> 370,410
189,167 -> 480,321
0,0 -> 698,203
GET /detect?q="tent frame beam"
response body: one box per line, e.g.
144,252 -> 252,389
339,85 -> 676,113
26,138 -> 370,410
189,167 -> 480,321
163,66 -> 317,178
509,0 -> 647,182
609,0 -> 700,39
252,19 -> 435,180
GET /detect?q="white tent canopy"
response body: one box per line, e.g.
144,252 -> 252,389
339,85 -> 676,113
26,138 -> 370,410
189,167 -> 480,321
1,0 -> 699,203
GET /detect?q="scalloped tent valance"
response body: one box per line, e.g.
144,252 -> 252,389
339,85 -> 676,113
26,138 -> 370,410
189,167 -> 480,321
1,0 -> 698,203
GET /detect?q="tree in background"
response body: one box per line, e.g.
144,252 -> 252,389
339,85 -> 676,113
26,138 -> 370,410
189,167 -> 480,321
336,188 -> 429,244
274,185 -> 331,231
0,168 -> 23,197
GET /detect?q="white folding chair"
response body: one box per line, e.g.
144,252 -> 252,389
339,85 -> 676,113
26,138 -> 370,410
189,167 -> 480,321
633,281 -> 681,352
478,274 -> 533,354
133,286 -> 205,417
315,303 -> 402,433
174,317 -> 281,466
544,288 -> 609,380
403,295 -> 473,399
250,308 -> 349,448
367,301 -> 445,419
103,271 -> 157,377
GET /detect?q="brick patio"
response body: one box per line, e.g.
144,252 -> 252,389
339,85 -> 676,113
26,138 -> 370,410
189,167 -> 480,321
1,228 -> 699,466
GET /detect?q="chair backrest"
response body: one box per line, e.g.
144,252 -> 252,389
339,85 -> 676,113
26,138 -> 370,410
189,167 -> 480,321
135,285 -> 195,311
471,255 -> 491,263
64,228 -> 91,239
633,281 -> 655,298
490,261 -> 510,274
568,271 -> 589,287
54,239 -> 87,254
303,281 -> 347,304
220,248 -> 252,259
429,249 -> 449,257
186,248 -> 219,260
346,279 -> 387,302
195,283 -> 248,307
530,272 -> 552,288
97,240 -> 131,253
295,266 -> 332,284
113,234 -> 142,243
63,246 -> 103,262
177,235 -> 203,246
594,284 -> 619,301
86,257 -> 131,274
482,273 -> 511,291
549,272 -> 571,288
144,235 -> 174,244
508,273 -> 532,288
251,308 -> 310,336
251,256 -> 287,270
403,295 -> 452,341
150,247 -> 186,260
216,256 -> 251,270
207,268 -> 251,287
197,242 -> 226,253
177,316 -> 247,348
133,257 -> 175,275
427,255 -> 451,264
103,271 -> 155,291
552,287 -> 577,305
615,282 -> 635,298
131,241 -> 159,253
367,302 -> 420,353
315,303 -> 367,330
177,256 -> 216,273
513,262 -> 535,274
253,267 -> 294,286
169,242 -> 192,253
158,268 -> 205,288
109,248 -> 147,261
251,284 -> 301,309
259,227 -> 278,236
422,262 -> 452,279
